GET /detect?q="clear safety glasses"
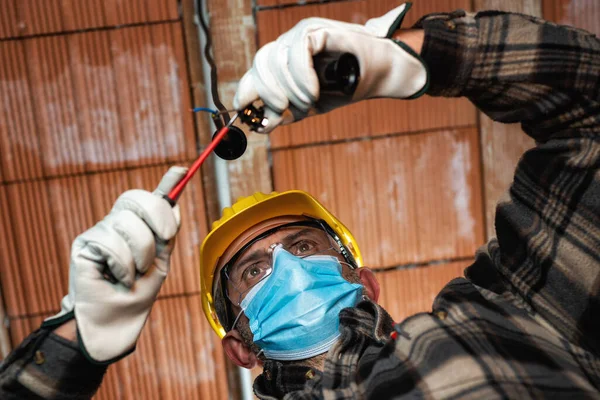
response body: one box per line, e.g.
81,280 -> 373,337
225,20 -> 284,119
214,218 -> 358,331
221,220 -> 341,307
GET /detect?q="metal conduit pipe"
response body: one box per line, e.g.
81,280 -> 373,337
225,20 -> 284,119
193,2 -> 254,400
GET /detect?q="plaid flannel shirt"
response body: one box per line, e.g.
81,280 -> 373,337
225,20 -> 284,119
1,8 -> 599,400
253,9 -> 600,400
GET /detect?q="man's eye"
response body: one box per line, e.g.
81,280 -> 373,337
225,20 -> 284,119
242,263 -> 268,283
293,240 -> 315,255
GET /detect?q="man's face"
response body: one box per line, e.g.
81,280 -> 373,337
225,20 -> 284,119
218,217 -> 363,363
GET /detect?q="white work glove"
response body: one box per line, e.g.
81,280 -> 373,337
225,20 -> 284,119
42,166 -> 187,364
234,2 -> 427,133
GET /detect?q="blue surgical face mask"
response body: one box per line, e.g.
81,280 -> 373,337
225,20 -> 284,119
233,245 -> 363,361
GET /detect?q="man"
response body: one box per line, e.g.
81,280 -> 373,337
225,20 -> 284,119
1,2 -> 599,399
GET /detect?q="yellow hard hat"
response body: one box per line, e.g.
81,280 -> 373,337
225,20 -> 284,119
200,190 -> 363,338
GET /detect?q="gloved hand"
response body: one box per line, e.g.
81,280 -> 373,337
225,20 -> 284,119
42,166 -> 187,364
234,2 -> 427,133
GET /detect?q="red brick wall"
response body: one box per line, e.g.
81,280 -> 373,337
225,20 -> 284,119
0,2 -> 230,398
1,0 -> 596,398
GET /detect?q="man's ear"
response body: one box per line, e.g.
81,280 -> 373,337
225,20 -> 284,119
357,267 -> 380,302
222,330 -> 258,369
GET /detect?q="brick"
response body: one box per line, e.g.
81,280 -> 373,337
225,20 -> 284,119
110,24 -> 196,169
399,128 -> 484,264
272,127 -> 485,268
366,97 -> 476,139
68,30 -> 128,172
145,0 -> 179,22
543,0 -> 599,36
146,22 -> 197,165
0,0 -> 178,39
26,35 -> 86,177
0,186 -> 27,318
60,0 -> 106,31
271,96 -> 476,149
208,0 -> 256,82
9,24 -> 194,180
0,180 -> 66,316
256,0 -> 279,6
474,0 -> 541,14
370,0 -> 472,25
257,0 -> 473,46
85,170 -> 131,219
377,260 -> 472,323
16,0 -> 64,36
0,1 -> 19,39
0,40 -> 43,182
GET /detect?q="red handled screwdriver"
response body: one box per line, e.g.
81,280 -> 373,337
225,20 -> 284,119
163,113 -> 239,206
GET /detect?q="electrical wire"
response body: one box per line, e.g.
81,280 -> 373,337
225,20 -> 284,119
196,0 -> 230,126
191,106 -> 218,114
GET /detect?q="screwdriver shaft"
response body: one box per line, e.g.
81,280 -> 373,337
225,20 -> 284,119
167,113 -> 239,202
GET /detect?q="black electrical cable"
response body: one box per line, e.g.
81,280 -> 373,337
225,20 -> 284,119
196,0 -> 230,126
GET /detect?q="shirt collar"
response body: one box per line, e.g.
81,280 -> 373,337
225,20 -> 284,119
253,300 -> 395,399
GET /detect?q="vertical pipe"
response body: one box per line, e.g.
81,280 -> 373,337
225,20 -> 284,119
194,2 -> 253,400
238,364 -> 254,400
0,289 -> 11,358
